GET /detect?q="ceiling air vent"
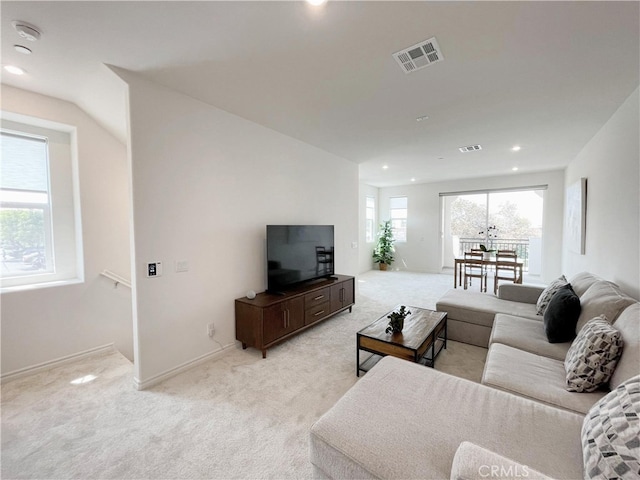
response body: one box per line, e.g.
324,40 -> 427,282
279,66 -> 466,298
393,37 -> 443,74
459,145 -> 482,153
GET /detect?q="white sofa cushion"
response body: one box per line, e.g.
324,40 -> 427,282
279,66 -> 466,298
498,283 -> 546,304
436,289 -> 539,329
610,303 -> 640,389
569,272 -> 608,297
451,442 -> 556,480
482,343 -> 607,414
311,356 -> 584,480
490,314 -> 571,361
581,376 -> 640,479
565,315 -> 623,393
576,281 -> 636,334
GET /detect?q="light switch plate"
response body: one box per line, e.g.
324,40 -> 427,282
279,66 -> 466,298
176,260 -> 189,273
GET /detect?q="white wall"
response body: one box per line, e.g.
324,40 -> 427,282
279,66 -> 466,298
563,88 -> 639,299
358,183 -> 378,273
373,170 -> 565,282
0,85 -> 132,376
116,71 -> 359,386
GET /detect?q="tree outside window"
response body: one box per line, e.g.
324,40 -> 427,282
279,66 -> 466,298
447,190 -> 544,270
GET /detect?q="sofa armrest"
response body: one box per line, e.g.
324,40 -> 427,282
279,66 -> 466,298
450,442 -> 555,480
497,284 -> 545,304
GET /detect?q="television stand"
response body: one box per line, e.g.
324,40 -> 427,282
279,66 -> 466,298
235,274 -> 355,358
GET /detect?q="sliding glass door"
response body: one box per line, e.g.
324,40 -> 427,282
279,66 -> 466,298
441,188 -> 545,273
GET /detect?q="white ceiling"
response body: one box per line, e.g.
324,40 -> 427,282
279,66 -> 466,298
1,1 -> 638,187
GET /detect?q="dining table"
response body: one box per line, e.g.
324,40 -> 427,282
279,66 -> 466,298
453,256 -> 524,289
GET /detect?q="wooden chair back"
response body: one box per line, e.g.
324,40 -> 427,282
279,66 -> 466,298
494,250 -> 518,293
463,251 -> 486,292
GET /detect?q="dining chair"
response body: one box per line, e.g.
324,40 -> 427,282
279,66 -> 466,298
315,246 -> 333,276
494,249 -> 518,294
464,251 -> 486,292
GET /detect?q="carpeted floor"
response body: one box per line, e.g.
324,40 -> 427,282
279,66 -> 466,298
1,270 -> 487,479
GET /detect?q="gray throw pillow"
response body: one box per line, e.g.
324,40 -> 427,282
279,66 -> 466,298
565,315 -> 623,393
536,275 -> 568,315
582,375 -> 640,479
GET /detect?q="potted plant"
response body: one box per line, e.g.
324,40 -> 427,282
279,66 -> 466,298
372,220 -> 395,270
478,225 -> 498,259
386,305 -> 411,334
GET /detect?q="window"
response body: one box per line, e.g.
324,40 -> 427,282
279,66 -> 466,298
389,196 -> 407,242
365,196 -> 375,243
1,117 -> 83,291
442,187 -> 545,273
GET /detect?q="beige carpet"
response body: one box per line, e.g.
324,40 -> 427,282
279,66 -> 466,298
1,270 -> 486,479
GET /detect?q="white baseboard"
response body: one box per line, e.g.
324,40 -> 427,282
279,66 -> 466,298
1,344 -> 115,384
133,343 -> 235,390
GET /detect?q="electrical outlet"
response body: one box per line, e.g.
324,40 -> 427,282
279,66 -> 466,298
207,323 -> 215,337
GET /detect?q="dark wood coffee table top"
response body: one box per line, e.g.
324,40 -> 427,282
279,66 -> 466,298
356,305 -> 447,376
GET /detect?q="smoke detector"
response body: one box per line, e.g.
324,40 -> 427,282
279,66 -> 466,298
393,37 -> 443,74
12,21 -> 41,42
459,145 -> 482,153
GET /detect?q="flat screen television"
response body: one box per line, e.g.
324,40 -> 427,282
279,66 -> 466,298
266,225 -> 335,293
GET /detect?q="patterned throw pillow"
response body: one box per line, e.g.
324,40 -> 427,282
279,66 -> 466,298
565,315 -> 623,393
582,376 -> 640,479
536,275 -> 568,315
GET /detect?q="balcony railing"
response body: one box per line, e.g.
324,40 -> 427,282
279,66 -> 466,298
458,238 -> 531,270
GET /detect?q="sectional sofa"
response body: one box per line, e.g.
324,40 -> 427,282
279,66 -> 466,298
310,272 -> 640,479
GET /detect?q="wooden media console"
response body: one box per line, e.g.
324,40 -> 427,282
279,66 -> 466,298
235,274 -> 355,358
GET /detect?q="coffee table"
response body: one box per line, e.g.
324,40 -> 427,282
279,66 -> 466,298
356,306 -> 447,376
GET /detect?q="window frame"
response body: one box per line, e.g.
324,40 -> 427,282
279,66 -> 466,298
1,115 -> 83,292
389,196 -> 408,243
365,195 -> 375,243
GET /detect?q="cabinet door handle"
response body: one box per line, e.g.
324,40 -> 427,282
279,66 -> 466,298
283,310 -> 288,328
313,295 -> 324,301
339,288 -> 344,302
314,310 -> 325,317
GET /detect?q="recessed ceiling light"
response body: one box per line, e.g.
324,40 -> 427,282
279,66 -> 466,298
11,21 -> 41,42
382,165 -> 389,170
416,115 -> 429,122
14,45 -> 32,55
306,0 -> 327,5
4,65 -> 25,75
511,145 -> 521,151
411,178 -> 416,182
512,167 -> 519,171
